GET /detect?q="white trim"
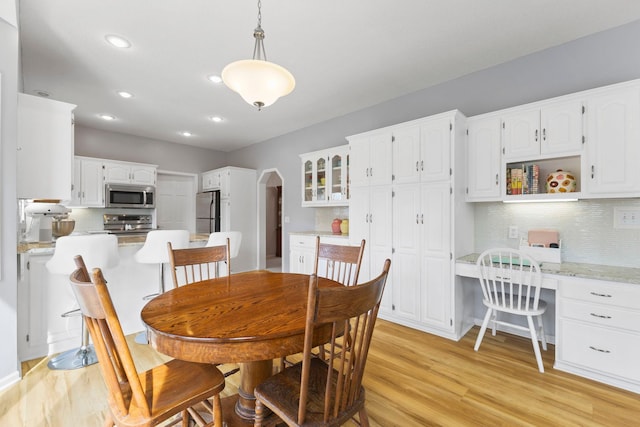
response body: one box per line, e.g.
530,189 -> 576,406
257,169 -> 284,270
0,370 -> 20,392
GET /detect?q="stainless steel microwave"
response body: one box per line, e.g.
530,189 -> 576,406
105,184 -> 155,208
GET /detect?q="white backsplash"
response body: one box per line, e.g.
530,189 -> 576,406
314,206 -> 349,233
68,208 -> 155,233
474,199 -> 640,268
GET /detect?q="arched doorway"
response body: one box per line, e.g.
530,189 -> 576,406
257,169 -> 283,271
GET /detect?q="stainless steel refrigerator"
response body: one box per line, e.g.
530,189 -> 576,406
196,190 -> 221,233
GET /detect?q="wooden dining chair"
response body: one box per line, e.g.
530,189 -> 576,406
255,259 -> 391,427
68,255 -> 226,427
168,238 -> 231,289
314,236 -> 366,287
281,237 -> 366,368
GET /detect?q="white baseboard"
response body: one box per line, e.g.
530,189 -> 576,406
0,370 -> 20,392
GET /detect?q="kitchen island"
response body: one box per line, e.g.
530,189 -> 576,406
16,233 -> 210,362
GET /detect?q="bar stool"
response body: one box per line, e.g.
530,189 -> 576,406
207,231 -> 241,276
134,229 -> 190,343
45,234 -> 119,370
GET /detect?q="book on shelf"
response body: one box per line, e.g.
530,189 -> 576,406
506,164 -> 540,196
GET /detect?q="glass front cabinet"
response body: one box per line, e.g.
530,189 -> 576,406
300,145 -> 349,206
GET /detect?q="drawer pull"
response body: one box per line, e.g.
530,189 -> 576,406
590,291 -> 612,298
589,345 -> 611,354
590,313 -> 612,319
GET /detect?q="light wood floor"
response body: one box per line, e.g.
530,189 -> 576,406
1,320 -> 639,426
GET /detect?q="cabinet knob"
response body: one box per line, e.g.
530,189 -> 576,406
535,129 -> 539,142
495,174 -> 499,185
416,161 -> 419,172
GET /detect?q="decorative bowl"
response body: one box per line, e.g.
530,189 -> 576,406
546,169 -> 576,193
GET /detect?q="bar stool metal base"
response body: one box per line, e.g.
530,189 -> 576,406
47,345 -> 99,370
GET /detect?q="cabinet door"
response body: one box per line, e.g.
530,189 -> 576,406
130,166 -> 156,185
369,132 -> 393,186
81,159 -> 105,207
220,199 -> 231,231
71,158 -> 82,206
17,94 -> 75,200
392,125 -> 421,185
329,150 -> 348,203
103,162 -> 131,184
585,86 -> 640,196
420,117 -> 451,182
392,184 -> 421,322
348,188 -> 370,280
369,186 -> 393,314
467,117 -> 501,200
502,109 -> 540,159
348,136 -> 370,188
420,182 -> 452,328
315,156 -> 328,202
219,169 -> 231,199
541,100 -> 583,155
201,171 -> 217,191
301,158 -> 314,203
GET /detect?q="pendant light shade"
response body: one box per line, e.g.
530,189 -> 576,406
222,59 -> 295,109
222,0 -> 295,110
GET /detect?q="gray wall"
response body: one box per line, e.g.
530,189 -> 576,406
0,12 -> 19,385
228,19 -> 640,271
75,125 -> 229,174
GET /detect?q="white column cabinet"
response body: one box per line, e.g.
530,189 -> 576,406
583,85 -> 640,198
17,93 -> 76,200
466,116 -> 502,201
350,110 -> 473,339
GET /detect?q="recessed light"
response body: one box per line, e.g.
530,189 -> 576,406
210,116 -> 223,123
117,91 -> 133,98
207,75 -> 223,84
99,114 -> 116,121
105,34 -> 131,48
180,131 -> 193,137
34,90 -> 50,97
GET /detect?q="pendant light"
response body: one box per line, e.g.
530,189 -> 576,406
222,0 -> 295,110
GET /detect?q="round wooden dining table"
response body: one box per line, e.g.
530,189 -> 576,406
140,270 -> 341,426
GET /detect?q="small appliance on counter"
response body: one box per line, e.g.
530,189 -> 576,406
23,201 -> 71,242
103,214 -> 154,235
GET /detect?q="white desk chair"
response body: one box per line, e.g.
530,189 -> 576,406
134,229 -> 189,343
474,248 -> 548,373
206,231 -> 241,275
45,234 -> 119,370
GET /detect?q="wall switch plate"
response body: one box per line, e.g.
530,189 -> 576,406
613,207 -> 640,229
508,225 -> 519,239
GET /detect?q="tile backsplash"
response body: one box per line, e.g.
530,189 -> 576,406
314,206 -> 349,233
474,199 -> 640,268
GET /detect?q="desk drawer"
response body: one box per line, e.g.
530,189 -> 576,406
560,279 -> 640,310
558,319 -> 640,382
560,299 -> 640,332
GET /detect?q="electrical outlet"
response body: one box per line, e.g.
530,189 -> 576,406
508,225 -> 519,239
614,207 -> 640,229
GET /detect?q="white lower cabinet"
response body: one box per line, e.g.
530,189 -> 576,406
555,277 -> 640,393
288,234 -> 351,274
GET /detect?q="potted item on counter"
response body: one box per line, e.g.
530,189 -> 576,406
331,218 -> 342,234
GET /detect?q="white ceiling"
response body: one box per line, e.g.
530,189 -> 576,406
18,0 -> 640,152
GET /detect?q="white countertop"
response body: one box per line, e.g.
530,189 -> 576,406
457,253 -> 640,285
289,231 -> 349,238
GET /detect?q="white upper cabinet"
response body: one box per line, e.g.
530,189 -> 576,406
466,116 -> 502,201
69,157 -> 104,207
17,94 -> 76,200
348,131 -> 393,187
583,84 -> 640,197
392,116 -> 452,185
104,161 -> 156,186
300,145 -> 349,206
201,170 -> 221,191
502,99 -> 583,160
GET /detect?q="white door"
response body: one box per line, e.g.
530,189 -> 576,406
420,117 -> 451,182
585,86 -> 640,196
369,185 -> 393,315
392,184 -> 421,322
502,109 -> 540,159
156,174 -> 196,231
81,158 -> 105,207
467,117 -> 502,200
392,125 -> 421,185
540,100 -> 583,155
